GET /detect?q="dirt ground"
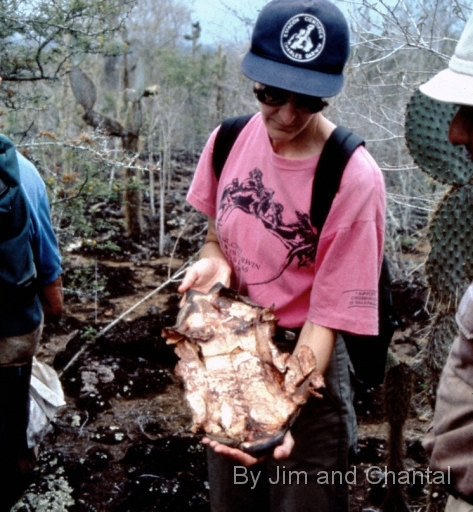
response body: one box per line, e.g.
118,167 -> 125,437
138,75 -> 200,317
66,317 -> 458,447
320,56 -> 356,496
10,165 -> 443,511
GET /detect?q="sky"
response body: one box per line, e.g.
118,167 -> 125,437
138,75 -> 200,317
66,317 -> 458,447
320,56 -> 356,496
191,0 -> 266,46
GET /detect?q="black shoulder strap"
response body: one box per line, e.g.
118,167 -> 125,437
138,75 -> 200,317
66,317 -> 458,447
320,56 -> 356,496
212,114 -> 254,180
310,126 -> 364,232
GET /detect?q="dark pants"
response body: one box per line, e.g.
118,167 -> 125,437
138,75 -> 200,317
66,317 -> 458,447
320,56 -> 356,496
0,363 -> 32,510
206,335 -> 356,512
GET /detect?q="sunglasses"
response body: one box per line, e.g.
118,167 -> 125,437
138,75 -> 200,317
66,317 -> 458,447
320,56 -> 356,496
253,85 -> 326,113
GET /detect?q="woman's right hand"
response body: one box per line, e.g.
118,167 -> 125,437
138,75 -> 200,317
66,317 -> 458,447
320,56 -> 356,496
178,255 -> 232,296
178,217 -> 232,301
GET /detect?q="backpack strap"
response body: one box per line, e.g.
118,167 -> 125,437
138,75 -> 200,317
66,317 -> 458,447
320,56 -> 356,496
0,136 -> 27,242
310,126 -> 364,232
212,114 -> 254,180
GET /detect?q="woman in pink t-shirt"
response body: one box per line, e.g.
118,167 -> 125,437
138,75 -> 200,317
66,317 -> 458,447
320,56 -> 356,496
179,0 -> 386,511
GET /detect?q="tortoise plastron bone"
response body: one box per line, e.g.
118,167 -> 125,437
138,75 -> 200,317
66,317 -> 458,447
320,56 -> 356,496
162,283 -> 324,456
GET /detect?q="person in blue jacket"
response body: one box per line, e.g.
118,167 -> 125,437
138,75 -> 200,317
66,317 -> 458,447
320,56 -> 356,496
0,127 -> 63,509
419,13 -> 473,512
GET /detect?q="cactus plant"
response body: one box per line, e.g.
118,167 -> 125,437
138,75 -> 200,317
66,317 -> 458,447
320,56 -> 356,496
70,63 -> 144,239
405,89 -> 473,186
405,88 -> 473,384
425,185 -> 473,303
406,89 -> 473,304
423,310 -> 458,398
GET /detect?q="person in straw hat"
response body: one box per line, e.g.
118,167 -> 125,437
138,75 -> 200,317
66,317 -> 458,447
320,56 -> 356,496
420,12 -> 473,512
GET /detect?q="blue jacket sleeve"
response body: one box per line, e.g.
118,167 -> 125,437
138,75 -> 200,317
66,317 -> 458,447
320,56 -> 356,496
17,151 -> 62,286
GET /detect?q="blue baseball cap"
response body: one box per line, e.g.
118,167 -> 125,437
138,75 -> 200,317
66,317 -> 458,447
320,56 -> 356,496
241,0 -> 350,98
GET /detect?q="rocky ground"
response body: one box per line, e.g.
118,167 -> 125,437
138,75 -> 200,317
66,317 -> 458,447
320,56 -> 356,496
10,164 -> 443,511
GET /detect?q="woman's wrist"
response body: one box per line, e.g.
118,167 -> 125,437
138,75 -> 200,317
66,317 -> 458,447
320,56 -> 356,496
200,239 -> 222,258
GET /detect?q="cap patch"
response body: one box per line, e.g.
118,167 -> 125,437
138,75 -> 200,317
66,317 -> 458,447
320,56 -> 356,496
281,14 -> 325,63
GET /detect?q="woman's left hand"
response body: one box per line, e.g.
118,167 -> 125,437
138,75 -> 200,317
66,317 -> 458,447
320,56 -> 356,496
202,430 -> 294,467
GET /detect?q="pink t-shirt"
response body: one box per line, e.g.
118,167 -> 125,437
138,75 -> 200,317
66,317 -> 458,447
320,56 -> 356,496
187,113 -> 386,335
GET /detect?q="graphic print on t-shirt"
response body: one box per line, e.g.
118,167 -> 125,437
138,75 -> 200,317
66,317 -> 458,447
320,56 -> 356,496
217,167 -> 317,285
